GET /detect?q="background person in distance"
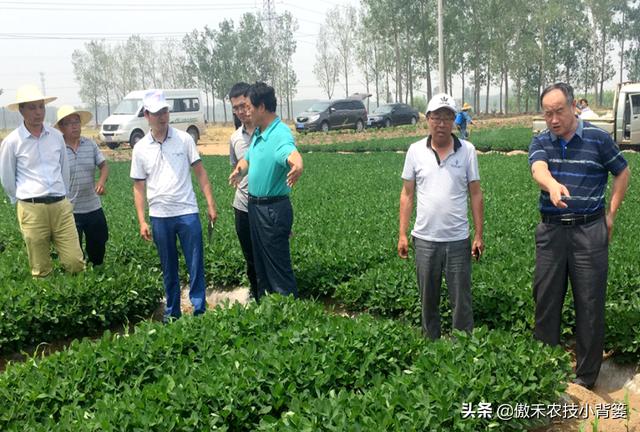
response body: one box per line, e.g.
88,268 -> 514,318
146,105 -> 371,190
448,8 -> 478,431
398,93 -> 484,340
55,105 -> 110,267
228,82 -> 258,300
0,84 -> 84,277
529,82 -> 630,390
229,82 -> 303,301
131,90 -> 218,322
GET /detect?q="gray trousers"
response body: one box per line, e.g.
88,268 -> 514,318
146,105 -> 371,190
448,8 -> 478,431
414,237 -> 473,339
533,217 -> 608,388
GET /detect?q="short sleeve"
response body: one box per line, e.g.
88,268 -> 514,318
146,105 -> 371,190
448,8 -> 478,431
130,148 -> 146,180
598,133 -> 628,176
528,135 -> 548,166
275,129 -> 296,167
229,136 -> 238,167
466,145 -> 480,183
186,134 -> 201,166
401,146 -> 416,181
93,140 -> 106,166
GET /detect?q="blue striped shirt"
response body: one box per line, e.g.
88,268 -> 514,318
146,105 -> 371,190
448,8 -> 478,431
528,120 -> 627,215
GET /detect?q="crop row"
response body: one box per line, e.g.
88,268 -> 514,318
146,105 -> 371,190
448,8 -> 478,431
1,151 -> 638,362
297,127 -> 532,153
0,296 -> 571,431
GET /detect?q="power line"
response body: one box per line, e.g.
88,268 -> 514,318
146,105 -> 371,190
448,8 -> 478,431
0,2 -> 256,11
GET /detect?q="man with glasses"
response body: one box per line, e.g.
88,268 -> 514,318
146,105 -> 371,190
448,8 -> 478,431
0,84 -> 84,276
131,89 -> 218,321
56,105 -> 110,267
228,82 -> 258,299
398,93 -> 484,339
229,82 -> 303,301
529,82 -> 629,389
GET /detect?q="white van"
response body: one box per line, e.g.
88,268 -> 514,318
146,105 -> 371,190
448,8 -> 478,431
99,89 -> 206,148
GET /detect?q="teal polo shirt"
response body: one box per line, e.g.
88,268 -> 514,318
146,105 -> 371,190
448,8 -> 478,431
245,116 -> 297,197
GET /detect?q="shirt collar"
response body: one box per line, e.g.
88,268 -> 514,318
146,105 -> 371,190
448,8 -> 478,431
151,126 -> 173,144
549,118 -> 583,143
427,134 -> 462,152
18,123 -> 50,140
255,116 -> 281,141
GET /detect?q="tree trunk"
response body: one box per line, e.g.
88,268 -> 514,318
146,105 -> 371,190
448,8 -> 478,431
504,68 -> 509,115
94,94 -> 98,126
374,45 -> 380,106
394,31 -> 402,103
222,98 -> 228,124
599,30 -> 606,106
461,67 -> 465,105
344,56 -> 349,97
204,83 -> 210,122
499,72 -> 503,114
426,55 -> 433,100
485,55 -> 491,113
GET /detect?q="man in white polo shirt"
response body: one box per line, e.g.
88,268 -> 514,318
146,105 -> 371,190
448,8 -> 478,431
398,93 -> 484,339
0,84 -> 84,276
131,90 -> 218,321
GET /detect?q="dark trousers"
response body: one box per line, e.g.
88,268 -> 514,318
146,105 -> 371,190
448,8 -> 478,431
234,208 -> 258,299
533,217 -> 608,388
414,237 -> 473,339
74,208 -> 109,266
248,197 -> 298,300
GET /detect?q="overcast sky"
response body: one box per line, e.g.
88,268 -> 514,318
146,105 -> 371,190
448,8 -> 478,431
0,0 -> 360,109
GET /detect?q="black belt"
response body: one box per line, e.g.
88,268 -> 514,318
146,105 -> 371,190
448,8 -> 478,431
20,196 -> 65,204
248,194 -> 288,205
541,209 -> 604,226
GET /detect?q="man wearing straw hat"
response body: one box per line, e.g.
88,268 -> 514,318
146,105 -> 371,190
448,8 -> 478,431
0,84 -> 84,276
55,105 -> 110,266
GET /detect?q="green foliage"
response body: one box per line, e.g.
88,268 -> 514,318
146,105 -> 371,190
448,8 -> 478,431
0,296 -> 571,431
297,127 -> 532,153
1,144 -> 638,362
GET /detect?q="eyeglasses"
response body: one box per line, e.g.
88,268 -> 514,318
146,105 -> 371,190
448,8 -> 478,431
428,116 -> 454,124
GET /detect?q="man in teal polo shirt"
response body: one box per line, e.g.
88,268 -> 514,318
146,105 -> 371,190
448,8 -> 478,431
229,82 -> 303,300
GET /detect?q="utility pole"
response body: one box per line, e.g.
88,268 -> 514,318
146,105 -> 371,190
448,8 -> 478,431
40,72 -> 46,95
437,0 -> 445,94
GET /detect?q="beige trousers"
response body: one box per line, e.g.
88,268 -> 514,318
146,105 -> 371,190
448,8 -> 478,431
16,199 -> 85,277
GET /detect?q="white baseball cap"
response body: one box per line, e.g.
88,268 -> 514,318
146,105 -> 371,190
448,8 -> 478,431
143,89 -> 169,114
426,93 -> 457,115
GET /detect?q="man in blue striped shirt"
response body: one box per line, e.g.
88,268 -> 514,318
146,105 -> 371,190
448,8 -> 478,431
528,82 -> 630,390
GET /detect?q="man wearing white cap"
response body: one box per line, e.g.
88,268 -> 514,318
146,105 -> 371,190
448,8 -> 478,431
56,105 -> 110,266
130,89 -> 218,321
0,85 -> 85,276
397,93 -> 484,339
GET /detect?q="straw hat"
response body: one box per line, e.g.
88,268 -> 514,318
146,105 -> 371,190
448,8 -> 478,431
6,84 -> 57,112
462,103 -> 473,111
54,105 -> 93,128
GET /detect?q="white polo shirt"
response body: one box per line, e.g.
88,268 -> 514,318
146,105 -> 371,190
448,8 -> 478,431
130,127 -> 200,218
401,135 -> 480,242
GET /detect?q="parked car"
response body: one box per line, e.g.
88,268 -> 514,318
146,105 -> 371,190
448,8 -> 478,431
295,98 -> 367,133
367,103 -> 419,128
99,88 -> 205,149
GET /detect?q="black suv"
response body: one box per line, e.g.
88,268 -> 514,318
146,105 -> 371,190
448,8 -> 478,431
367,103 -> 419,128
296,99 -> 367,132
